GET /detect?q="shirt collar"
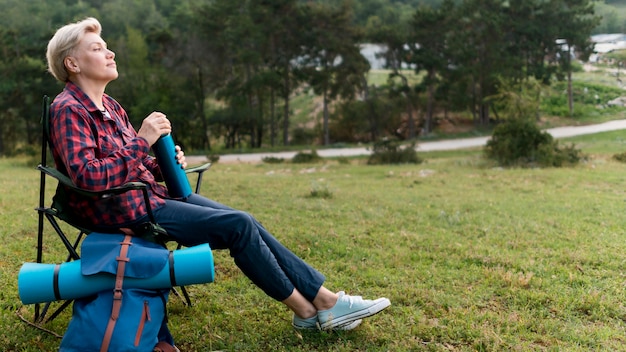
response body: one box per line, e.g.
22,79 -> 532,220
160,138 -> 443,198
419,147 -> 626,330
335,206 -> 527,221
64,81 -> 113,120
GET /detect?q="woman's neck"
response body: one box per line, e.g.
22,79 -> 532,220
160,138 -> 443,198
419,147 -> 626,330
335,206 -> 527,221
70,78 -> 107,110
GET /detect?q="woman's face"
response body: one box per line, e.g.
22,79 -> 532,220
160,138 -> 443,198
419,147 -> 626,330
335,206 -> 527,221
66,32 -> 118,84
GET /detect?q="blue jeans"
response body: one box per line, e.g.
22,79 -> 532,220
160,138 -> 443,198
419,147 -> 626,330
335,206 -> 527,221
151,194 -> 325,302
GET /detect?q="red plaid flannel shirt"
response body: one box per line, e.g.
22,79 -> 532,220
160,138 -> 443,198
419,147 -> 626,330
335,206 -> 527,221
49,82 -> 167,227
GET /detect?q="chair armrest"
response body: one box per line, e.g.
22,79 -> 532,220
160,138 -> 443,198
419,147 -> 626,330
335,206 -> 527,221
184,162 -> 211,195
37,164 -> 148,199
38,164 -> 158,223
185,162 -> 212,175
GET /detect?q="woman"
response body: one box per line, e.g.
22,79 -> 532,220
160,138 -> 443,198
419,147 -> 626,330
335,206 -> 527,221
46,17 -> 390,341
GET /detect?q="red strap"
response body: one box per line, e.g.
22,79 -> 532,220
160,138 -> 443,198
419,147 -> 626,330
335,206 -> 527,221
100,235 -> 133,352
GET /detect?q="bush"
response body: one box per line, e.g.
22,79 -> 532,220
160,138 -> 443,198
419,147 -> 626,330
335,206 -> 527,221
292,150 -> 322,163
612,152 -> 626,163
484,119 -> 584,167
291,127 -> 317,145
207,154 -> 220,163
308,181 -> 333,199
367,138 -> 422,165
541,81 -> 625,118
262,156 -> 285,164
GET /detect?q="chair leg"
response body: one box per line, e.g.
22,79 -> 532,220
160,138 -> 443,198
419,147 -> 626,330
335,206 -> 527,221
33,214 -> 84,324
171,243 -> 193,306
171,286 -> 193,307
36,300 -> 73,324
180,286 -> 193,307
44,213 -> 80,260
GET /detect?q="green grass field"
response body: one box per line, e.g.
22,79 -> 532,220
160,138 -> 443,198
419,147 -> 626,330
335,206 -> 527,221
4,128 -> 626,351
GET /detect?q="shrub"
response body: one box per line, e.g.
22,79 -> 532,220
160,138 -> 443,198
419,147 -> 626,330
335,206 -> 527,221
541,81 -> 625,118
336,156 -> 351,165
262,156 -> 285,164
484,119 -> 584,167
292,150 -> 322,163
207,154 -> 220,163
536,140 -> 586,167
613,152 -> 626,163
367,138 -> 422,165
308,181 -> 333,199
291,127 -> 316,145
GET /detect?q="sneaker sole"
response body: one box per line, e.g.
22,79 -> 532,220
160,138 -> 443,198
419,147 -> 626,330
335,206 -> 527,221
335,318 -> 362,331
320,298 -> 391,330
293,318 -> 363,331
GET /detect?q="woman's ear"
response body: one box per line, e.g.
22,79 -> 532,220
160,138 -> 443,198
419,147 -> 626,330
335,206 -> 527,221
64,57 -> 80,74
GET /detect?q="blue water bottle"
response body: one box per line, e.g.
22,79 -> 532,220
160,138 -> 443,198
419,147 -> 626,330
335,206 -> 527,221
153,133 -> 192,198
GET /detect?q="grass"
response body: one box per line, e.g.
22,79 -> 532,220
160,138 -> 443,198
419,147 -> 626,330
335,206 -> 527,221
4,129 -> 626,350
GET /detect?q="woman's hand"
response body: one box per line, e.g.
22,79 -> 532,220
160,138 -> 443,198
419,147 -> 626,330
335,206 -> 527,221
137,112 -> 171,146
175,145 -> 187,169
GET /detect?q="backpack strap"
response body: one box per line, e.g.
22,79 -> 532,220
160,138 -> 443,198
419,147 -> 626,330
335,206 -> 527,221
153,341 -> 179,352
100,235 -> 133,352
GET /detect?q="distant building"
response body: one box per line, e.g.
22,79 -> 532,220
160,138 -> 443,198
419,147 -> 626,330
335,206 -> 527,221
360,43 -> 388,70
589,33 -> 626,63
360,43 -> 414,70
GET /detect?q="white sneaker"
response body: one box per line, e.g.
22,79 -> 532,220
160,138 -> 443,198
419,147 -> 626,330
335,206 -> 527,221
292,313 -> 362,330
317,291 -> 391,330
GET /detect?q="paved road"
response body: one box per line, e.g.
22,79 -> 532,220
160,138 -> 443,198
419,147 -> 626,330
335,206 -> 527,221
187,119 -> 626,164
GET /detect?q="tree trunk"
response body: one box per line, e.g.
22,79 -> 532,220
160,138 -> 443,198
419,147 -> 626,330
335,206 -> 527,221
567,60 -> 573,118
255,91 -> 264,148
270,87 -> 276,147
397,73 -> 415,139
196,66 -> 211,150
282,64 -> 290,146
323,89 -> 329,145
425,70 -> 436,135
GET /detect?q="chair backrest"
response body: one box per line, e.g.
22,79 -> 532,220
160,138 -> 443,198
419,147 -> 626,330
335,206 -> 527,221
36,95 -> 51,265
39,95 -> 51,168
38,96 -> 98,236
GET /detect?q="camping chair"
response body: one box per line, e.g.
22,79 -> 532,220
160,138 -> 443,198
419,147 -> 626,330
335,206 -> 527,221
32,95 -> 212,324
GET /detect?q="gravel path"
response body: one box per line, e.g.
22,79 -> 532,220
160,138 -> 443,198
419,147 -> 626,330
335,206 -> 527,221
185,119 -> 626,165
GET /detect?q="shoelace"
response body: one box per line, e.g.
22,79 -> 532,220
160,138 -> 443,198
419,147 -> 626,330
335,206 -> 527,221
343,294 -> 363,309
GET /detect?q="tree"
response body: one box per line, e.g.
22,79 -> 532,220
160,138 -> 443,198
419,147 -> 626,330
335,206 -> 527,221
302,1 -> 370,145
452,0 -> 512,126
551,0 -> 600,117
409,0 -> 455,134
266,0 -> 309,146
0,0 -> 63,155
368,6 -> 419,138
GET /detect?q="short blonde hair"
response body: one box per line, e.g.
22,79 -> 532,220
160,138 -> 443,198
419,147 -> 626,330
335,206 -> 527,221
46,17 -> 102,82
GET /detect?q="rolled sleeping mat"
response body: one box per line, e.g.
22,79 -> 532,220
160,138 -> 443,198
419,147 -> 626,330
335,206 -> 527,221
152,133 -> 192,198
18,243 -> 214,305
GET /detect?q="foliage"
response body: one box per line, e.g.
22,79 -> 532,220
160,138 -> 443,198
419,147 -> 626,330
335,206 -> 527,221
612,151 -> 626,163
292,150 -> 322,163
0,0 -> 609,156
207,154 -> 220,163
301,1 -> 370,146
329,85 -> 411,144
541,80 -> 625,118
308,181 -> 334,199
593,1 -> 626,34
487,77 -> 543,121
262,156 -> 285,164
367,138 -> 422,165
484,118 -> 584,167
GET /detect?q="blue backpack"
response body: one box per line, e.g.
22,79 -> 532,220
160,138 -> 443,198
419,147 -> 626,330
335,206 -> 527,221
59,234 -> 176,352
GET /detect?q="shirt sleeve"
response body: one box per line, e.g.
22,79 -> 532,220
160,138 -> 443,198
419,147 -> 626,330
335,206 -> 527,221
49,104 -> 152,191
